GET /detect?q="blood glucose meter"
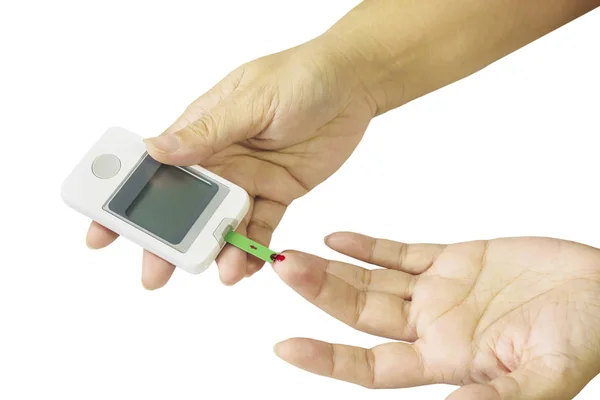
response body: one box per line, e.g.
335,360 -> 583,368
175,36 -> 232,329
61,127 -> 250,274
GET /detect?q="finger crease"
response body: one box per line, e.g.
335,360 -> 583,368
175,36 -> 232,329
250,218 -> 275,234
368,237 -> 378,265
329,343 -> 337,379
397,243 -> 408,270
365,349 -> 376,388
362,268 -> 372,292
406,275 -> 417,300
313,261 -> 330,301
354,291 -> 368,327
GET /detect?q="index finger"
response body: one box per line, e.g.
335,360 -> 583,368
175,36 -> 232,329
86,221 -> 119,249
272,251 -> 417,341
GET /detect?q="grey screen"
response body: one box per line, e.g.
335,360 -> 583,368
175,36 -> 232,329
124,165 -> 217,244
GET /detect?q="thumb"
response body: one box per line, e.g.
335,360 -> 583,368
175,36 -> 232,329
445,384 -> 500,400
446,362 -> 586,400
145,94 -> 271,166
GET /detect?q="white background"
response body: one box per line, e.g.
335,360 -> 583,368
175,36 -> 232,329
1,1 -> 599,399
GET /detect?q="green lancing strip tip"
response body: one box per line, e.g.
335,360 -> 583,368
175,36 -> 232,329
223,229 -> 279,263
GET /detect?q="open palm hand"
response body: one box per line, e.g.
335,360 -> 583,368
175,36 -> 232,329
274,233 -> 600,399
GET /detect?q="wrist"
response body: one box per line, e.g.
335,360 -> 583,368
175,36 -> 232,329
323,27 -> 409,115
305,29 -> 409,117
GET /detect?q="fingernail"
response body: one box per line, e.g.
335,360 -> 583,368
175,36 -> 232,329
144,134 -> 180,153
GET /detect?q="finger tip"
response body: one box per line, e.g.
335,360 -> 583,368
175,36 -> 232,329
85,235 -> 107,250
272,251 -> 323,291
141,276 -> 165,291
143,144 -> 168,163
85,226 -> 99,249
273,338 -> 329,375
143,134 -> 198,167
273,338 -> 304,361
270,250 -> 294,273
323,231 -> 351,248
245,259 -> 264,277
221,279 -> 237,287
141,253 -> 174,290
219,268 -> 245,286
86,223 -> 118,249
85,238 -> 96,249
216,246 -> 248,285
273,339 -> 290,358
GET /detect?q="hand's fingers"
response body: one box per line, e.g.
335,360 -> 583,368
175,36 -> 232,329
86,222 -> 119,249
215,204 -> 253,285
212,160 -> 301,278
273,251 -> 416,341
145,89 -> 275,166
325,232 -> 445,274
445,384 -> 500,400
246,257 -> 265,278
325,262 -> 416,299
491,361 -> 586,400
215,244 -> 248,285
245,198 -> 287,276
151,67 -> 251,145
141,250 -> 175,290
161,67 -> 256,136
274,338 -> 432,389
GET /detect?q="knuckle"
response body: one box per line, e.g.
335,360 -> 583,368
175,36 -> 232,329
191,113 -> 218,140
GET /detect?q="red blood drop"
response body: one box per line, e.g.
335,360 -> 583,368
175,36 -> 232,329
250,245 -> 257,250
275,254 -> 285,262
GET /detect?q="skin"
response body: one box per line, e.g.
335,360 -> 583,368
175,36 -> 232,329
273,233 -> 600,399
86,41 -> 375,287
82,0 -> 600,396
86,0 -> 599,288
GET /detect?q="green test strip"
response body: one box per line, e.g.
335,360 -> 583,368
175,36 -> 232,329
223,230 -> 278,263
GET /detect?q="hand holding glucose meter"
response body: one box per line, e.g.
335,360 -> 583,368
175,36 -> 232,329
61,127 -> 251,274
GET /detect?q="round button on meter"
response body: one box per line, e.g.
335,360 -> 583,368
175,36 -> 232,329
91,154 -> 121,179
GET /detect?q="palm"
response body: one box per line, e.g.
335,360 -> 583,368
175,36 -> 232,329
412,238 -> 600,391
274,234 -> 600,399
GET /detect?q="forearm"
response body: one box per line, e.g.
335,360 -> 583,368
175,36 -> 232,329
316,0 -> 599,115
